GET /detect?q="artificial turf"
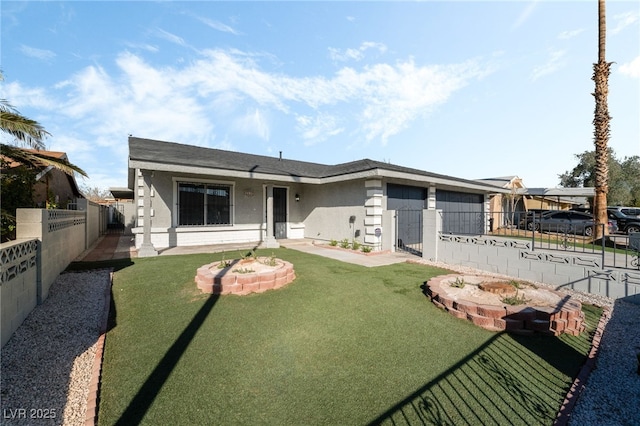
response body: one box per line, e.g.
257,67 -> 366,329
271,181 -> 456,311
89,248 -> 602,425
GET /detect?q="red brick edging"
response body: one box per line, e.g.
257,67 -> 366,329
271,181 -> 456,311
196,258 -> 296,295
553,307 -> 611,425
84,269 -> 113,426
424,274 -> 585,336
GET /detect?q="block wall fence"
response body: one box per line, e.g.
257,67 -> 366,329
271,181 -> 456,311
422,210 -> 640,302
0,202 -> 108,348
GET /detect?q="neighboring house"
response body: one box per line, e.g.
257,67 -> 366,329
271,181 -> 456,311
125,137 -> 509,256
2,149 -> 84,209
478,176 -> 594,230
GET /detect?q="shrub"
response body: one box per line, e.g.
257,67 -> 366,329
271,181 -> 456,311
351,240 -> 361,251
339,238 -> 350,249
329,239 -> 338,247
508,280 -> 522,289
263,252 -> 277,267
232,267 -> 255,274
361,245 -> 372,253
451,277 -> 466,288
501,290 -> 530,306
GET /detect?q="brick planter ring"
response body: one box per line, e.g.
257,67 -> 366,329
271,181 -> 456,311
424,274 -> 585,336
195,258 -> 295,295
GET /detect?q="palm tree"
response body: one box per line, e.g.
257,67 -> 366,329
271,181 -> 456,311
1,71 -> 88,241
592,0 -> 611,240
0,72 -> 87,176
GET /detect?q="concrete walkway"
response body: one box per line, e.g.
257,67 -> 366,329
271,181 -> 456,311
77,235 -> 415,267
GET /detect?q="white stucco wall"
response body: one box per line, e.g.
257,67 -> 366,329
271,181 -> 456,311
300,179 -> 367,243
132,169 -> 311,248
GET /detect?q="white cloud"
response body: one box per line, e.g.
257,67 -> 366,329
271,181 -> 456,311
232,109 -> 270,140
511,1 -> 538,31
19,44 -> 56,61
10,47 -> 492,185
153,28 -> 188,47
619,56 -> 640,79
296,113 -> 344,145
123,42 -> 159,53
197,17 -> 240,35
611,10 -> 639,35
558,29 -> 584,40
4,81 -> 57,110
328,42 -> 387,62
531,49 -> 566,81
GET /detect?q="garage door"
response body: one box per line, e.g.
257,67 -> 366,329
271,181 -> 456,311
436,190 -> 484,234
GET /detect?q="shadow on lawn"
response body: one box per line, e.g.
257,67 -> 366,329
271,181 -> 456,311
367,329 -> 594,426
114,294 -> 220,425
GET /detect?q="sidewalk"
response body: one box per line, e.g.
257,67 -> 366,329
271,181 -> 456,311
77,235 -> 414,267
76,233 -> 137,262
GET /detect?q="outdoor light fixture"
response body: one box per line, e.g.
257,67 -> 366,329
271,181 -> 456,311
295,193 -> 300,202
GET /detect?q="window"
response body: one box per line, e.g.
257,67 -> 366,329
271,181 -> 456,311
178,182 -> 232,226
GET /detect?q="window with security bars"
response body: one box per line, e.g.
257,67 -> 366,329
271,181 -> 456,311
178,182 -> 232,226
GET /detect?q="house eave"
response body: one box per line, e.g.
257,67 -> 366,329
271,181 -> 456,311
129,159 -> 506,194
128,159 -> 325,184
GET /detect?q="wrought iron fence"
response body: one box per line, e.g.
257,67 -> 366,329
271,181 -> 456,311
443,210 -> 640,271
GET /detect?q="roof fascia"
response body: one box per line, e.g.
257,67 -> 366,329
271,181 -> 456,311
376,169 -> 509,193
128,160 -> 508,193
128,160 -> 324,184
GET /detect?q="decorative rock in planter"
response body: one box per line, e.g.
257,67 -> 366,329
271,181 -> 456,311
195,257 -> 295,295
423,274 -> 585,336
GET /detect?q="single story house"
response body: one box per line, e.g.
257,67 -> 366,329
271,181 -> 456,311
124,137 -> 510,256
1,149 -> 84,209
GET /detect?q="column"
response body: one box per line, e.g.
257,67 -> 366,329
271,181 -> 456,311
138,169 -> 158,257
364,179 -> 383,250
263,184 -> 280,248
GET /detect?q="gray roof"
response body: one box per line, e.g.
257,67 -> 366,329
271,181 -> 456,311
128,137 -> 504,192
518,187 -> 595,197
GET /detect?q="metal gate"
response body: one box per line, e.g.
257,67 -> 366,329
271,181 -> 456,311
273,187 -> 287,239
395,209 -> 423,256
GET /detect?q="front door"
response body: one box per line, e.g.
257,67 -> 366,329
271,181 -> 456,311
273,187 -> 287,239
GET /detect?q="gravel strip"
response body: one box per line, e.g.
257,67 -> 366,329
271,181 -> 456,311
567,299 -> 640,425
1,262 -> 638,425
0,270 -> 111,426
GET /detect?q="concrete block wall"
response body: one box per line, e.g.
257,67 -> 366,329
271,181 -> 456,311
424,209 -> 640,301
1,207 -> 103,348
16,209 -> 87,301
0,239 -> 39,348
76,199 -> 108,248
434,233 -> 640,301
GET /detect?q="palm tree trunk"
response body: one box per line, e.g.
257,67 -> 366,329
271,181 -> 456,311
593,0 -> 611,240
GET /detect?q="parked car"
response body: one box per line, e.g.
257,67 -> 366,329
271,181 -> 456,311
525,210 -> 616,236
518,210 -> 552,230
607,206 -> 640,234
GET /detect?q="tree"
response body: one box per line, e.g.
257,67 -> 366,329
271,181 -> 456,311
559,149 -> 640,207
80,184 -> 112,203
0,72 -> 87,176
1,71 -> 88,241
592,0 -> 612,239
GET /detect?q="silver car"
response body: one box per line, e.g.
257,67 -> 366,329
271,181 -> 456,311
528,210 -> 600,236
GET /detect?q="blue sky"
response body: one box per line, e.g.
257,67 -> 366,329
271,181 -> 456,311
2,1 -> 639,192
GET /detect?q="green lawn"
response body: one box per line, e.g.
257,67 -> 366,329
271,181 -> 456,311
81,248 -> 601,425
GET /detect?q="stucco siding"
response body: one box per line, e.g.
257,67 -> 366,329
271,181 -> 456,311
301,180 -> 366,242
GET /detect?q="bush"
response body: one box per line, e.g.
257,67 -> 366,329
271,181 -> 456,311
339,238 -> 350,249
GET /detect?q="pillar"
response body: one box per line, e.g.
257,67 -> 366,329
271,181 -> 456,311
138,169 -> 158,257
